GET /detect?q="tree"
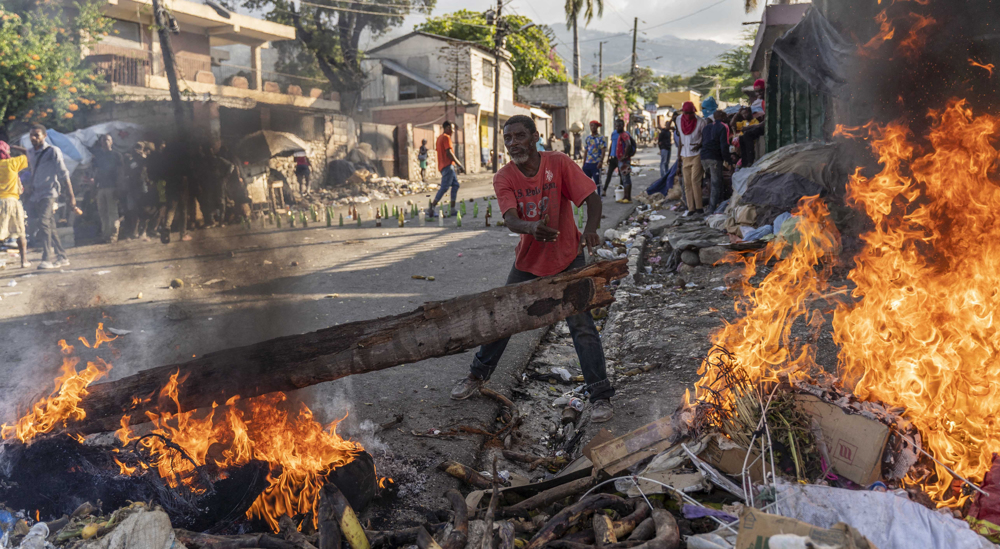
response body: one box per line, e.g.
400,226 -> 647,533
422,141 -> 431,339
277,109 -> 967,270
416,10 -> 567,90
686,32 -> 753,103
564,0 -> 603,85
238,0 -> 436,109
0,0 -> 111,135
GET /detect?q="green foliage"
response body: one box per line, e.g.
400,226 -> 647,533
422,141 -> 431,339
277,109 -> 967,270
239,0 -> 435,101
0,0 -> 111,133
686,32 -> 753,103
416,10 -> 567,90
564,0 -> 603,28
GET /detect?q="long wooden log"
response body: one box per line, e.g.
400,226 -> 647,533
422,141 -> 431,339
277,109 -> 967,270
59,259 -> 627,436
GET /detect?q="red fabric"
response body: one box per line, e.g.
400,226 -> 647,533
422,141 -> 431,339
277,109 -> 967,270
436,133 -> 453,172
0,141 -> 9,160
680,102 -> 698,135
494,152 -> 595,277
295,156 -> 309,167
616,132 -> 632,162
754,79 -> 765,89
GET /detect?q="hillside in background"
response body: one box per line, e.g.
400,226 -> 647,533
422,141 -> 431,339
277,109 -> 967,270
550,27 -> 732,77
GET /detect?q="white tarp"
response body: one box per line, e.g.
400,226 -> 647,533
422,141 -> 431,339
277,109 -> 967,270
19,122 -> 143,175
775,482 -> 997,549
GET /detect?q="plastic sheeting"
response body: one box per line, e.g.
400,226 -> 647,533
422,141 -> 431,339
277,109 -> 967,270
742,172 -> 827,227
774,482 -> 997,549
18,122 -> 143,175
771,7 -> 854,97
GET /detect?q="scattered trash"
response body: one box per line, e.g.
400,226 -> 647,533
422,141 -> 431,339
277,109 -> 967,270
550,367 -> 572,382
95,270 -> 111,275
41,320 -> 65,327
5,280 -> 15,287
169,279 -> 184,289
106,328 -> 132,336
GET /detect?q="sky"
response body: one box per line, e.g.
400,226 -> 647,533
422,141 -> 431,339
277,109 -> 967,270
362,0 -> 765,51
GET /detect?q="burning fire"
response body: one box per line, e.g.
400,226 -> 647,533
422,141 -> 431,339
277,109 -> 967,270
5,330 -> 372,532
114,372 -> 365,531
697,100 -> 1000,505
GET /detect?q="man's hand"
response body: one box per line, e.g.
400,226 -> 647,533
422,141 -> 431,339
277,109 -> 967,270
530,215 -> 559,243
582,232 -> 600,255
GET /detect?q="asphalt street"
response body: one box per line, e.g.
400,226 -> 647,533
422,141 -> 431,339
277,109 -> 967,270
0,154 -> 648,521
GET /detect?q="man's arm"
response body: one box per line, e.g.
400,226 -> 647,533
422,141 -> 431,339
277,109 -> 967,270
447,148 -> 464,172
502,209 -> 559,243
581,191 -> 602,255
55,150 -> 80,212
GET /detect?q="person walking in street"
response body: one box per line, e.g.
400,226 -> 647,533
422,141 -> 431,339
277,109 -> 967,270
418,139 -> 429,181
92,134 -> 123,243
26,124 -> 80,269
449,114 -> 615,423
159,139 -> 193,243
613,119 -> 635,203
561,130 -> 572,155
122,142 -> 157,240
427,121 -> 465,218
701,110 -> 731,214
601,123 -> 620,196
657,122 -> 673,179
573,130 -> 582,160
581,121 -> 606,190
0,140 -> 30,267
677,102 -> 707,216
294,152 -> 311,195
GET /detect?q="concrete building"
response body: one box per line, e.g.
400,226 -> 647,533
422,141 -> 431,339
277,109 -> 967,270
517,81 -> 613,144
360,31 -> 529,173
83,0 -> 349,185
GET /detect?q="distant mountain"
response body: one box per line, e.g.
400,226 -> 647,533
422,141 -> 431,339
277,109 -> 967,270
549,28 -> 732,77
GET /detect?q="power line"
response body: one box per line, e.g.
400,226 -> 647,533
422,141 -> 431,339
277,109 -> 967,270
643,0 -> 735,31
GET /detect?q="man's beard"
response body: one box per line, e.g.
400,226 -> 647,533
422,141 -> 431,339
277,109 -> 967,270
511,153 -> 530,165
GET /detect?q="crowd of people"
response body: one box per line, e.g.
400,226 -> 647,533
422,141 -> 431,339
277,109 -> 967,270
646,78 -> 768,217
0,124 -> 259,270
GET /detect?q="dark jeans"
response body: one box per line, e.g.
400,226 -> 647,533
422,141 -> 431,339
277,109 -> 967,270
703,158 -> 724,213
602,157 -> 619,193
582,162 -> 601,190
33,197 -> 67,263
433,165 -> 460,208
469,254 -> 615,403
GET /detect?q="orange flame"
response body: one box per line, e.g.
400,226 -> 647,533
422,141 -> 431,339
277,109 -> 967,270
833,100 -> 1000,504
970,59 -> 995,77
697,100 -> 1000,506
1,356 -> 112,442
114,378 -> 364,531
695,196 -> 841,403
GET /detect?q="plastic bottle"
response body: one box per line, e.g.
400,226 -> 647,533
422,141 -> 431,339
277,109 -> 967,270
438,207 -> 445,226
419,209 -> 426,226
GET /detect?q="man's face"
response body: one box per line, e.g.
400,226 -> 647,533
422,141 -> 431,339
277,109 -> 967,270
590,122 -> 599,134
714,112 -> 726,123
614,120 -> 624,132
100,135 -> 113,150
444,125 -> 453,135
503,122 -> 537,165
29,129 -> 46,149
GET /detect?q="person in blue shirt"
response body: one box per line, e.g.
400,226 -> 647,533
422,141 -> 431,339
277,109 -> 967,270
700,110 -> 731,214
601,126 -> 620,196
536,134 -> 546,152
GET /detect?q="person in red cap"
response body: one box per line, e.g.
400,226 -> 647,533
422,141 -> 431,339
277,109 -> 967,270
580,120 -> 607,190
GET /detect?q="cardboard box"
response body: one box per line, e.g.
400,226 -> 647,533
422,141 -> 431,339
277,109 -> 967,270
590,416 -> 674,477
699,436 -> 773,484
735,508 -> 870,549
795,394 -> 889,486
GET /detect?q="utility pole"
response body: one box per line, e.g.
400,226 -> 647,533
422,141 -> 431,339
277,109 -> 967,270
491,0 -> 503,174
599,41 -> 604,81
630,17 -> 638,77
151,0 -> 185,129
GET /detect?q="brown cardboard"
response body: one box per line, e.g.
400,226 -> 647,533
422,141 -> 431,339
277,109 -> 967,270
699,436 -> 773,484
795,394 -> 889,486
735,509 -> 872,549
590,416 -> 674,477
583,429 -> 616,461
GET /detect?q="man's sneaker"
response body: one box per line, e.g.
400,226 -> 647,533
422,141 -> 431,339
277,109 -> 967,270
37,261 -> 56,270
55,258 -> 70,268
450,374 -> 484,400
591,399 -> 614,423
160,229 -> 170,244
426,207 -> 436,218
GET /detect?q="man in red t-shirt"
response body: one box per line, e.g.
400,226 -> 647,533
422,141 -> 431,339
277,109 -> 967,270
450,115 -> 615,422
428,121 -> 465,217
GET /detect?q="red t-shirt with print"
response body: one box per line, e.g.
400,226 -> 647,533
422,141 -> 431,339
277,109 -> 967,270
494,151 -> 597,277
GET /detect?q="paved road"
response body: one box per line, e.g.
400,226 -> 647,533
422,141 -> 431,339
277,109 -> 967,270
0,159 -> 641,523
